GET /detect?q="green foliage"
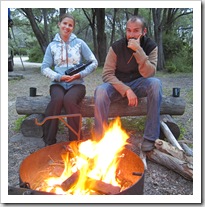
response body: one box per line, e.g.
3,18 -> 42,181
178,123 -> 186,141
165,61 -> 177,73
28,45 -> 44,63
163,31 -> 193,73
14,116 -> 27,132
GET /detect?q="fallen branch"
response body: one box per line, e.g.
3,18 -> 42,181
160,120 -> 183,151
155,139 -> 193,164
180,143 -> 193,157
146,149 -> 193,180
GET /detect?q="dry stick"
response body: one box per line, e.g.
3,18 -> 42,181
160,121 -> 184,151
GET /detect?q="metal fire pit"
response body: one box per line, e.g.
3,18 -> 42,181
18,141 -> 145,195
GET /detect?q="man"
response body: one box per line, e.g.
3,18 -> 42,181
94,15 -> 162,151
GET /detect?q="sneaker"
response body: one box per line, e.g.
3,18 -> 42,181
141,139 -> 155,151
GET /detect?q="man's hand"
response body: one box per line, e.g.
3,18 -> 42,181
126,89 -> 138,107
127,35 -> 141,52
61,73 -> 80,82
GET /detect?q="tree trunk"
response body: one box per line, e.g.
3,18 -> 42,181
21,8 -> 48,53
109,8 -> 118,46
96,8 -> 107,66
59,8 -> 67,17
82,9 -> 98,60
152,8 -> 165,70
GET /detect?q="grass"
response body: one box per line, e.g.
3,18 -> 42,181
14,115 -> 27,132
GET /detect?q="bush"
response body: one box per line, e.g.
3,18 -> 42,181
28,46 -> 44,63
165,61 -> 177,73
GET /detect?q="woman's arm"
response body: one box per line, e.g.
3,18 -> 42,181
41,45 -> 62,82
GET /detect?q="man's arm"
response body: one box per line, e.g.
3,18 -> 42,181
102,47 -> 130,97
133,46 -> 158,77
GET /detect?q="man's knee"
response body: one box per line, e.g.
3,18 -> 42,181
149,78 -> 162,92
94,85 -> 109,102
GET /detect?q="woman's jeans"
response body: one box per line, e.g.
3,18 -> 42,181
94,77 -> 162,141
43,84 -> 86,145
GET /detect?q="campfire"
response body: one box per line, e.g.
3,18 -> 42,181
19,117 -> 145,195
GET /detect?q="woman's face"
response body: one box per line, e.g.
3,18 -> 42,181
58,17 -> 74,39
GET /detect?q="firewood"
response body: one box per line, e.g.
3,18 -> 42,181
180,143 -> 193,157
61,171 -> 80,191
160,114 -> 180,139
146,149 -> 193,180
160,120 -> 184,151
155,139 -> 193,164
86,177 -> 121,195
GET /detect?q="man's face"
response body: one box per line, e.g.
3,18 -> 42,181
126,20 -> 144,40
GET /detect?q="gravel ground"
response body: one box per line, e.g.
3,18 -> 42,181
7,57 -> 193,196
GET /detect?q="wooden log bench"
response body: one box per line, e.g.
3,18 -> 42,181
16,95 -> 186,138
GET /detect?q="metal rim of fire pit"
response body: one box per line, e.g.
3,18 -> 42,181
19,141 -> 145,195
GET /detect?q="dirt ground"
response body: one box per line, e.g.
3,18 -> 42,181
7,57 -> 194,197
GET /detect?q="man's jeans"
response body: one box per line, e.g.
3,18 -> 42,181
94,77 -> 162,141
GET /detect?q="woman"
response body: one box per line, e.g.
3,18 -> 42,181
41,13 -> 98,146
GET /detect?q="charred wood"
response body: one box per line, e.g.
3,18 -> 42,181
61,171 -> 80,192
86,177 -> 121,195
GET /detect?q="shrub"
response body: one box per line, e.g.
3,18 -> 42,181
28,46 -> 44,63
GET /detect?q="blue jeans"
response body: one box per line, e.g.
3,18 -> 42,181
94,77 -> 162,141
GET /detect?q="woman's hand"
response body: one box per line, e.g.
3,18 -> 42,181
60,73 -> 81,82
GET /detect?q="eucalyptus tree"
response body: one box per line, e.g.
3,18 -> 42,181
152,8 -> 193,70
19,8 -> 59,53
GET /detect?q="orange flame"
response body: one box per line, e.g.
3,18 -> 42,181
40,117 -> 129,195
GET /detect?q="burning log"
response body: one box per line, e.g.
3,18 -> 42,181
86,177 -> 121,195
61,171 -> 80,191
61,171 -> 121,194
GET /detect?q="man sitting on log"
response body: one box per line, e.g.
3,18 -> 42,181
94,15 -> 162,151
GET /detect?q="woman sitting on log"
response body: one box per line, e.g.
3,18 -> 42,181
41,13 -> 98,146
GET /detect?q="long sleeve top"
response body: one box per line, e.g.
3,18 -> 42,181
41,33 -> 98,90
102,37 -> 158,97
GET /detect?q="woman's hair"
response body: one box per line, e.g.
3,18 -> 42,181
59,13 -> 75,27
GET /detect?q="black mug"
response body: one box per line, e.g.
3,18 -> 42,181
172,88 -> 180,97
30,87 -> 37,97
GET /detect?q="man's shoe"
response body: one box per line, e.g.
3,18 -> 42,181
141,139 -> 155,151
